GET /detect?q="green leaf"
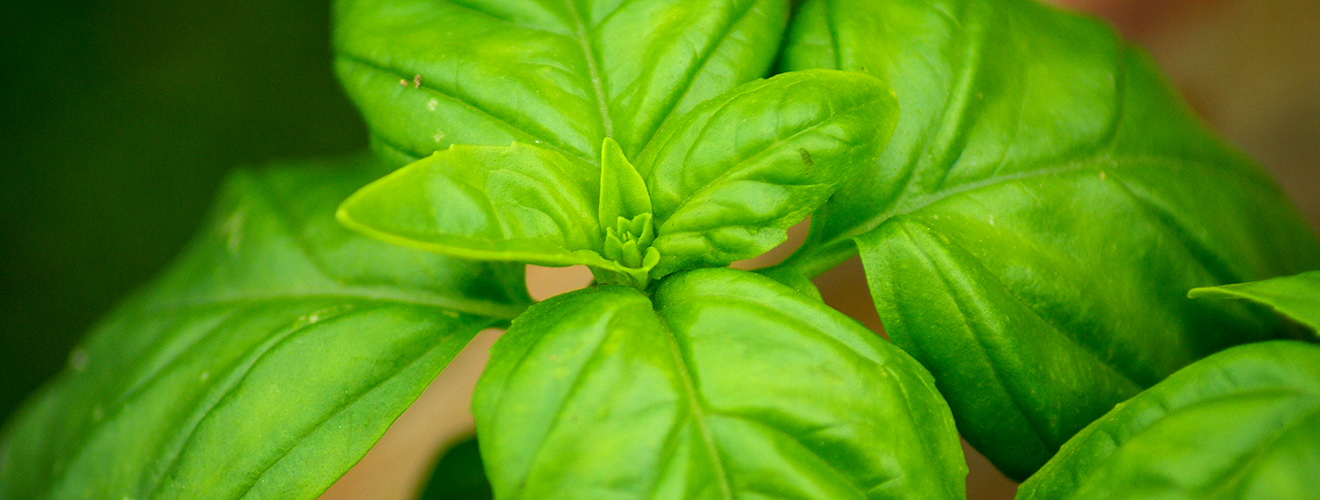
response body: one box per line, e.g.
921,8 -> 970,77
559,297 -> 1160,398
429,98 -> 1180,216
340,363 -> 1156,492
1017,340 -> 1320,500
593,138 -> 660,287
598,137 -> 652,232
417,437 -> 493,500
779,0 -> 1320,479
1190,270 -> 1320,337
333,0 -> 789,163
0,153 -> 529,500
337,142 -> 612,268
756,265 -> 824,302
636,69 -> 898,276
472,267 -> 965,500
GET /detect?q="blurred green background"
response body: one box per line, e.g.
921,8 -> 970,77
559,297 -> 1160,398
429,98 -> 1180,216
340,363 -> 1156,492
1,0 -> 367,422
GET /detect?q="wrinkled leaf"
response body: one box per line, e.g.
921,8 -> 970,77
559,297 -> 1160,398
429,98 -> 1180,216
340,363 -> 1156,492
473,267 -> 965,500
1018,340 -> 1320,500
779,0 -> 1320,478
334,0 -> 788,163
417,437 -> 492,500
0,154 -> 529,500
1190,270 -> 1320,337
636,69 -> 897,276
337,142 -> 611,268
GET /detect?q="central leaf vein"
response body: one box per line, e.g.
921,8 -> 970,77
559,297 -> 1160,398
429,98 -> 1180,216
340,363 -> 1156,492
641,0 -> 760,155
897,222 -> 1053,451
566,0 -> 613,140
653,313 -> 736,499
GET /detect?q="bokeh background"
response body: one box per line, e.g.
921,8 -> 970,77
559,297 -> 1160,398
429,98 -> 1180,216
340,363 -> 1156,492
2,0 -> 1317,498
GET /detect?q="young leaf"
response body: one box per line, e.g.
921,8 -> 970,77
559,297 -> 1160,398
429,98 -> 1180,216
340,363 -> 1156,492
779,0 -> 1320,479
333,0 -> 789,163
417,437 -> 492,500
1017,341 -> 1320,500
1190,270 -> 1320,337
635,69 -> 898,277
0,154 -> 529,500
598,137 -> 652,232
472,268 -> 966,500
337,142 -> 611,268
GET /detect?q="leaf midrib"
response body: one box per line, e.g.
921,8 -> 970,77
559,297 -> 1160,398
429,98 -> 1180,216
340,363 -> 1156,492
138,307 -> 364,499
652,310 -> 736,500
1066,389 -> 1320,500
141,291 -> 522,320
564,0 -> 614,141
659,77 -> 865,226
231,326 -> 447,500
1196,396 -> 1319,500
896,221 -> 1054,453
233,168 -> 527,321
657,291 -> 893,496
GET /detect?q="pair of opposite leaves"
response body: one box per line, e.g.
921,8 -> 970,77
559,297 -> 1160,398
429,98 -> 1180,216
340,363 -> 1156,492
427,338 -> 1320,500
422,272 -> 1320,500
416,269 -> 1320,500
451,271 -> 1320,500
336,68 -> 896,289
336,0 -> 1320,484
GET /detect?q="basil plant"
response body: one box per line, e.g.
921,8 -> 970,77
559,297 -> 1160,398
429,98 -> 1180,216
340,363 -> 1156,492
2,0 -> 1317,499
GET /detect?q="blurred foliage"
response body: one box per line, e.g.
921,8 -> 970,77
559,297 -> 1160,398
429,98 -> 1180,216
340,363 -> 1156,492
0,0 -> 368,422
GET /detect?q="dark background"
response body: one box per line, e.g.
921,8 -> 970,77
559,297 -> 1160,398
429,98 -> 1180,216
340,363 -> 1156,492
1,0 -> 367,422
2,0 -> 1318,440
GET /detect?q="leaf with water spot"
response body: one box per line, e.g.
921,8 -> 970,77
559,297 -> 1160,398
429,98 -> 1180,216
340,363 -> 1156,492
0,153 -> 530,500
333,0 -> 789,164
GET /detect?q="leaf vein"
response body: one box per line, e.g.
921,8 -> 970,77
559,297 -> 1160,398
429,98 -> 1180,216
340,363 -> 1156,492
640,0 -> 761,155
231,326 -> 447,500
652,312 -> 736,499
142,305 -> 369,498
895,221 -> 1053,451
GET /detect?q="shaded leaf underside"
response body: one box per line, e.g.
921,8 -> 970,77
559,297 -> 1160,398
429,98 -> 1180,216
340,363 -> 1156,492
1190,270 -> 1320,336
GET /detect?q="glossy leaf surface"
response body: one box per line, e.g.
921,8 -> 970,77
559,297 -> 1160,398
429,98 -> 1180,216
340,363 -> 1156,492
1018,341 -> 1320,500
418,437 -> 492,500
339,69 -> 896,288
780,0 -> 1320,478
337,142 -> 610,268
636,69 -> 897,275
473,268 -> 965,499
0,154 -> 529,500
334,0 -> 788,163
598,137 -> 652,232
1190,270 -> 1320,336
